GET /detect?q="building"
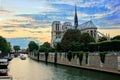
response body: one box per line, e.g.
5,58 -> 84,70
51,5 -> 108,47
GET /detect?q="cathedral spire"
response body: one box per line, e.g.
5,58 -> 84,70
74,4 -> 78,29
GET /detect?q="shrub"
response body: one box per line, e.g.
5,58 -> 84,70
67,51 -> 73,62
78,51 -> 84,65
99,52 -> 106,63
85,52 -> 89,64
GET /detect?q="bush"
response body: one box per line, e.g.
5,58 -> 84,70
78,51 -> 84,65
45,51 -> 49,64
85,52 -> 89,64
87,40 -> 120,52
67,51 -> 73,62
99,52 -> 106,63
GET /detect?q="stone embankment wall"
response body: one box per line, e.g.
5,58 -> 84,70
30,52 -> 120,73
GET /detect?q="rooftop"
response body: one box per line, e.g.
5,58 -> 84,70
78,20 -> 97,30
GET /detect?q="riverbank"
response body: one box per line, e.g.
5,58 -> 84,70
30,52 -> 120,75
9,56 -> 120,80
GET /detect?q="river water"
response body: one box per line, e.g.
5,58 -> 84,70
8,55 -> 120,80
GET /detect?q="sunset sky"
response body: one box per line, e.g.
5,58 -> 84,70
0,0 -> 120,48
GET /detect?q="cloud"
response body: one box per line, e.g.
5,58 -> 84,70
0,26 -> 16,28
0,9 -> 12,14
28,30 -> 42,33
4,30 -> 16,33
0,0 -> 119,44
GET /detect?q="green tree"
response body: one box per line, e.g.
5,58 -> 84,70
88,40 -> 120,52
42,42 -> 51,48
78,52 -> 84,65
85,52 -> 89,64
67,51 -> 72,62
28,41 -> 39,52
61,29 -> 81,51
39,42 -> 53,52
98,37 -> 107,42
79,33 -> 95,45
45,51 -> 49,64
39,46 -> 47,52
48,47 -> 55,52
0,36 -> 11,57
55,43 -> 61,52
68,41 -> 81,51
6,42 -> 11,53
112,35 -> 120,40
99,52 -> 106,63
13,45 -> 20,52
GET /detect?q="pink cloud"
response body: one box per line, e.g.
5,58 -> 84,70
0,9 -> 12,13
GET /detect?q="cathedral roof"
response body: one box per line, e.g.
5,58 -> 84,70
77,20 -> 97,30
66,26 -> 75,29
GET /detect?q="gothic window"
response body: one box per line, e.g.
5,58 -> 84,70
57,24 -> 59,31
56,24 -> 59,31
94,30 -> 96,37
91,30 -> 93,37
56,24 -> 57,31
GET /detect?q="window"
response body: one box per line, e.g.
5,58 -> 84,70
56,23 -> 59,31
91,30 -> 93,37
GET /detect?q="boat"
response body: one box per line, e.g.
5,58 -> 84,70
0,59 -> 8,76
0,59 -> 12,80
20,55 -> 26,60
0,76 -> 12,80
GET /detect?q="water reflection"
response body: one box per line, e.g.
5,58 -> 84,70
8,56 -> 120,80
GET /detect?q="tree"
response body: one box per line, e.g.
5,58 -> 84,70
39,42 -> 53,52
39,46 -> 47,52
98,37 -> 107,42
45,51 -> 49,64
6,42 -> 12,53
68,41 -> 81,51
61,29 -> 81,51
42,42 -> 51,48
87,40 -> 120,52
112,35 -> 120,40
55,43 -> 61,52
79,33 -> 95,45
28,41 -> 39,52
85,52 -> 89,64
67,51 -> 72,62
0,36 -> 11,57
99,52 -> 106,64
78,52 -> 84,65
13,45 -> 20,52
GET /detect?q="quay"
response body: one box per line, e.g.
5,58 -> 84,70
30,52 -> 120,75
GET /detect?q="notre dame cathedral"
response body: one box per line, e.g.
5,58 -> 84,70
51,5 -> 98,47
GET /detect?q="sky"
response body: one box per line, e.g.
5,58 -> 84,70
0,0 -> 120,48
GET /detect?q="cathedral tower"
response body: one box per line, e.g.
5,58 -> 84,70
74,4 -> 78,29
51,21 -> 61,47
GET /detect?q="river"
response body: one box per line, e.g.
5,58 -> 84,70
8,55 -> 120,80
